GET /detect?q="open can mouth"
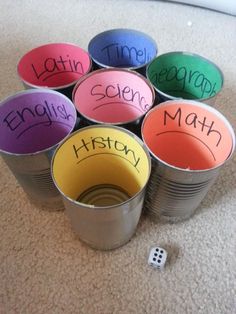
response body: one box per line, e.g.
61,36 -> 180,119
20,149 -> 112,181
88,28 -> 157,70
72,68 -> 155,126
17,42 -> 92,90
146,51 -> 224,103
141,99 -> 235,172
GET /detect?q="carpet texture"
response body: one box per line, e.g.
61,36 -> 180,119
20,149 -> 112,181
0,1 -> 235,313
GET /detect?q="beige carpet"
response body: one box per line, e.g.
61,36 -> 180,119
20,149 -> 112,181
0,1 -> 236,313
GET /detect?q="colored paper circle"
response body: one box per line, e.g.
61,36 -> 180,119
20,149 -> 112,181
88,29 -> 157,69
73,68 -> 155,124
0,89 -> 77,154
52,126 -> 151,203
147,52 -> 223,101
142,100 -> 234,170
17,43 -> 92,89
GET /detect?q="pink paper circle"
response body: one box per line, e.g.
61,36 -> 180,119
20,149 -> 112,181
73,69 -> 155,124
18,43 -> 91,89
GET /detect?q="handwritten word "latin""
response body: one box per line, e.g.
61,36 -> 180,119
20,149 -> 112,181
3,101 -> 74,137
31,55 -> 85,82
90,84 -> 150,112
101,43 -> 152,66
151,66 -> 218,98
73,136 -> 141,170
164,107 -> 222,146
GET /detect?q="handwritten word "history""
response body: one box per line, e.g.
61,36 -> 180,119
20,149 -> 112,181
73,136 -> 141,170
31,55 -> 85,82
101,43 -> 152,66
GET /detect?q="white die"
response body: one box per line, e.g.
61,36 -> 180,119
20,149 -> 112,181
148,247 -> 167,270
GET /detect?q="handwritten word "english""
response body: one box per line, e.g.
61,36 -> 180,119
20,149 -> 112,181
73,136 -> 141,170
101,43 -> 152,66
164,107 -> 222,147
31,55 -> 85,82
91,83 -> 150,112
151,66 -> 218,98
3,101 -> 74,138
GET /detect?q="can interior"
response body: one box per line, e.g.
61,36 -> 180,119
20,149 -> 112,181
88,29 -> 157,68
17,43 -> 91,88
52,127 -> 150,206
0,91 -> 76,154
147,53 -> 223,100
142,102 -> 234,170
73,69 -> 154,124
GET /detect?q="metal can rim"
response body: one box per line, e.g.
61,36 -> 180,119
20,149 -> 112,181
88,28 -> 158,70
72,67 -> 156,125
51,124 -> 152,210
0,88 -> 77,157
146,51 -> 224,102
141,99 -> 235,173
17,42 -> 92,90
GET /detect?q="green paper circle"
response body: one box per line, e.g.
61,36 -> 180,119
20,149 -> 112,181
147,52 -> 223,100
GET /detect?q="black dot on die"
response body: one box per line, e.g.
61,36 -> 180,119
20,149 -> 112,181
153,258 -> 156,261
156,248 -> 159,252
159,255 -> 162,258
158,259 -> 161,263
160,250 -> 163,253
154,253 -> 158,257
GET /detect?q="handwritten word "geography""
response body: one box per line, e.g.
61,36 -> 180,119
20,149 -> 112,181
151,66 -> 218,98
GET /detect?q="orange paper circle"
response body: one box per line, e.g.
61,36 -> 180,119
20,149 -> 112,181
142,100 -> 234,170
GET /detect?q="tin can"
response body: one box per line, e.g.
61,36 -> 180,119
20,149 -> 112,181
72,68 -> 155,137
17,43 -> 92,99
51,125 -> 151,249
141,100 -> 235,221
0,89 -> 77,209
146,52 -> 224,105
88,28 -> 157,75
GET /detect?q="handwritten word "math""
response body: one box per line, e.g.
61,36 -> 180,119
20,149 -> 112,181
73,136 -> 141,170
31,55 -> 85,82
151,66 -> 218,98
91,83 -> 150,112
164,107 -> 222,147
101,43 -> 152,66
3,101 -> 74,138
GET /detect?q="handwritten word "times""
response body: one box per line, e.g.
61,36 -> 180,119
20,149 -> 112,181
73,136 -> 140,170
101,43 -> 152,66
90,83 -> 150,112
3,101 -> 74,137
151,66 -> 219,98
31,55 -> 85,82
164,107 -> 222,147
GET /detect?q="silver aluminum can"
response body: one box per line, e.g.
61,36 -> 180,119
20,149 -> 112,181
0,89 -> 77,209
51,125 -> 151,249
141,99 -> 235,221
